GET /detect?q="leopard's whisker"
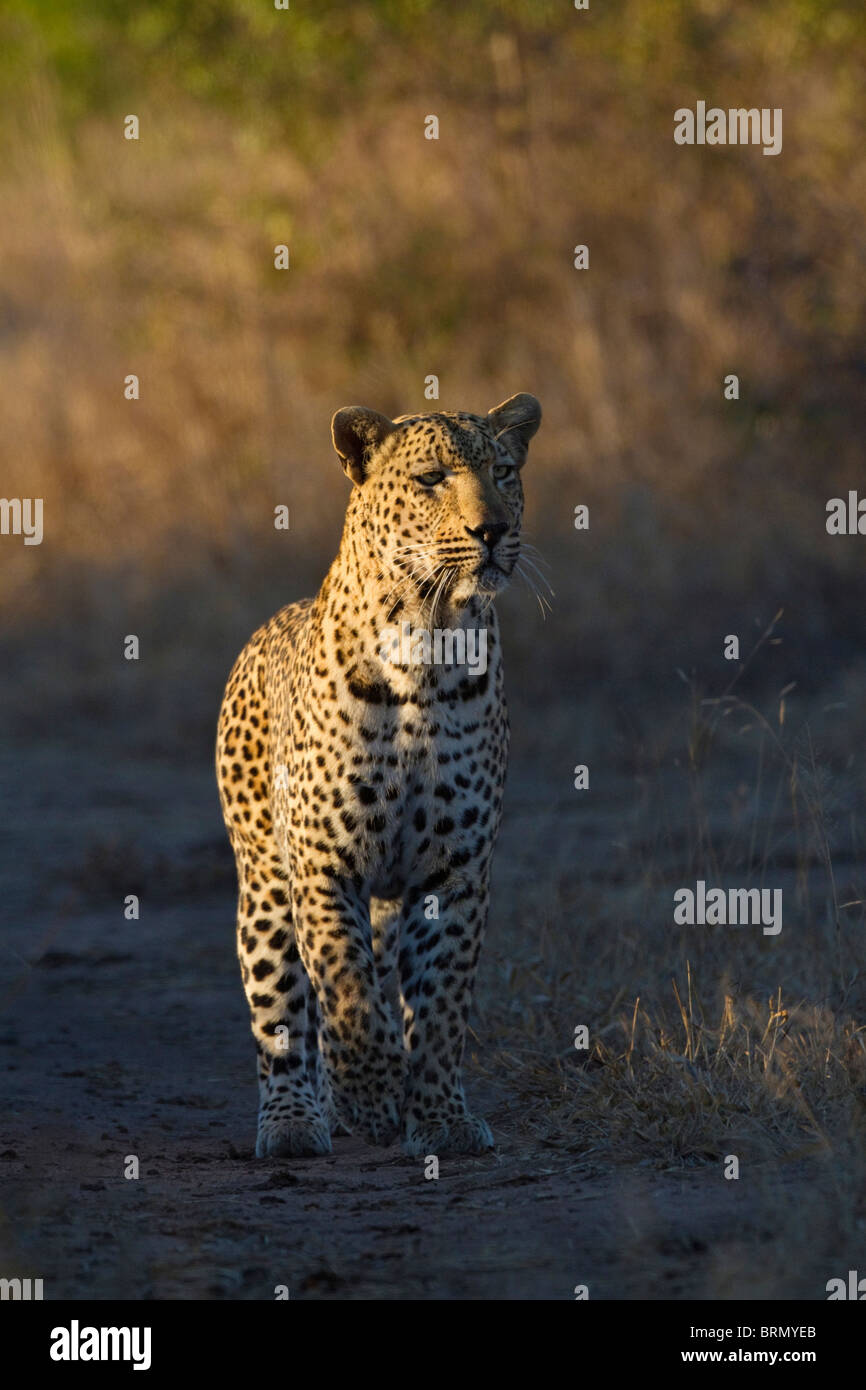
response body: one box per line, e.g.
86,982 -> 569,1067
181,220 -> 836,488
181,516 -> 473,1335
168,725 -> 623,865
514,560 -> 552,619
428,565 -> 454,628
516,554 -> 554,597
519,541 -> 552,573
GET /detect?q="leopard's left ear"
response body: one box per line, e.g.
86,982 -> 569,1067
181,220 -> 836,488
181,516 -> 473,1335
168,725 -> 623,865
487,393 -> 542,465
331,407 -> 396,486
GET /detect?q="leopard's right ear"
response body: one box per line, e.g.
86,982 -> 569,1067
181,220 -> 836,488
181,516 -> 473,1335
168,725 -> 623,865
486,393 -> 542,466
331,407 -> 396,486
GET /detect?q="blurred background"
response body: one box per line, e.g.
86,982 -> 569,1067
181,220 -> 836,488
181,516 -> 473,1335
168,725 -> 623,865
2,0 -> 866,1298
1,0 -> 866,718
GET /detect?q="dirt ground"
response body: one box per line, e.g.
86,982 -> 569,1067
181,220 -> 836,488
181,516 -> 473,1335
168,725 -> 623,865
1,729 -> 837,1302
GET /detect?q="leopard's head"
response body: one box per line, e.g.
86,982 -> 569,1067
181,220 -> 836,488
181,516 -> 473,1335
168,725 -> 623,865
331,393 -> 542,616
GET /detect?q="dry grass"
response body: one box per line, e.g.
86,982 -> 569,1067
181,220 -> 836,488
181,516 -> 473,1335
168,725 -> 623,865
473,657 -> 866,1192
488,980 -> 866,1164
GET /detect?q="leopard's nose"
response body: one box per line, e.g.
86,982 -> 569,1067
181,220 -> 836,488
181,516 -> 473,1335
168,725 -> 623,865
466,521 -> 508,552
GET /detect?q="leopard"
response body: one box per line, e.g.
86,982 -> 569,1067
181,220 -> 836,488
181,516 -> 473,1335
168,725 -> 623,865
215,391 -> 542,1159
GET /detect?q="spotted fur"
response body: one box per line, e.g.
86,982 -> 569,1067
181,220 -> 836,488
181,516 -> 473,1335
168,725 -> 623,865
216,393 -> 542,1157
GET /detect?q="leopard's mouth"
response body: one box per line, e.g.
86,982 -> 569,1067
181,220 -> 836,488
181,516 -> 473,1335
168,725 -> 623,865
475,561 -> 506,589
476,550 -> 516,582
453,556 -> 512,602
395,552 -> 513,614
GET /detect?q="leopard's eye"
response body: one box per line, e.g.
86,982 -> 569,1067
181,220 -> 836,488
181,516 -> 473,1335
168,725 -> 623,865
492,463 -> 514,482
414,470 -> 445,487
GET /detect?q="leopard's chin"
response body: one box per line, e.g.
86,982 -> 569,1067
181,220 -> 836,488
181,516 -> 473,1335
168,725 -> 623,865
450,565 -> 509,609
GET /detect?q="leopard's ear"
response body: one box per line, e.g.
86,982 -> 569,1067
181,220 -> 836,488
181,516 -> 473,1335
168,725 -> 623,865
331,407 -> 396,486
487,393 -> 542,466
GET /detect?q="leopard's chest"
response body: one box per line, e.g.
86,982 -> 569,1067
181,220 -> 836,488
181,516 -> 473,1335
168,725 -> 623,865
271,597 -> 507,880
283,660 -> 505,883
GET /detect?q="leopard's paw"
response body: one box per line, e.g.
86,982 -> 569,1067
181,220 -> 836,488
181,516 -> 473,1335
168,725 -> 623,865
333,1082 -> 401,1147
402,1110 -> 494,1158
255,1113 -> 332,1158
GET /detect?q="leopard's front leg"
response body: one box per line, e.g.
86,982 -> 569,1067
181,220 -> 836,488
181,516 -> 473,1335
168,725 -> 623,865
292,872 -> 405,1145
398,866 -> 494,1157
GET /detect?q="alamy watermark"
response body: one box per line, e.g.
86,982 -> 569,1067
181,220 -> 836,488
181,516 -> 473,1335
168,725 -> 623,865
0,497 -> 42,545
674,103 -> 782,156
0,1277 -> 43,1299
826,491 -> 866,534
826,1270 -> 866,1299
674,880 -> 782,935
50,1321 -> 151,1370
378,620 -> 487,675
